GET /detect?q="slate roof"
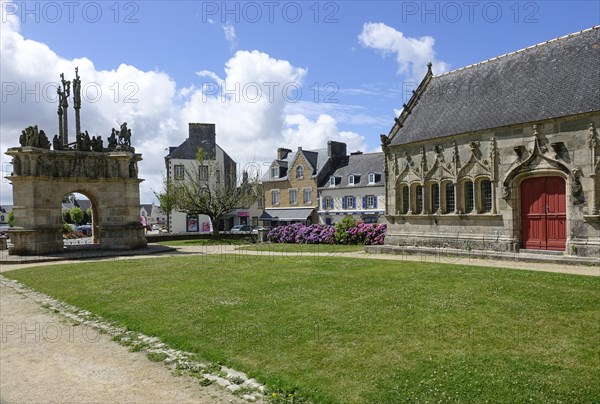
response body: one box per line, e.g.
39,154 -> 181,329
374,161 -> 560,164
262,148 -> 328,181
167,123 -> 217,160
320,152 -> 385,188
389,26 -> 600,146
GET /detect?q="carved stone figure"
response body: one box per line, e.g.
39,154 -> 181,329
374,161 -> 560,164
12,156 -> 21,176
53,135 -> 62,150
19,130 -> 26,147
129,160 -> 138,178
23,156 -> 30,175
501,186 -> 511,200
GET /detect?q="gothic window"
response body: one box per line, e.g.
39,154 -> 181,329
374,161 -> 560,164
402,186 -> 409,214
445,182 -> 455,213
415,185 -> 423,214
464,181 -> 474,213
480,180 -> 492,213
431,183 -> 440,213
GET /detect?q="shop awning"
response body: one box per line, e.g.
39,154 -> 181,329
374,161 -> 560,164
259,208 -> 314,221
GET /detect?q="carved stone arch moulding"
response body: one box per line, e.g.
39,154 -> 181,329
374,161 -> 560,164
502,125 -> 579,200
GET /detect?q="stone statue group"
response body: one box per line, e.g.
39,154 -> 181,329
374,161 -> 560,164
19,122 -> 134,153
18,69 -> 135,153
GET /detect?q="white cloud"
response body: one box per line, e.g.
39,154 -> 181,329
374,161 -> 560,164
222,22 -> 238,51
358,22 -> 450,80
283,114 -> 368,153
0,12 -> 370,205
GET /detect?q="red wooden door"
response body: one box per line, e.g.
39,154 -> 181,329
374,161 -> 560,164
521,177 -> 566,251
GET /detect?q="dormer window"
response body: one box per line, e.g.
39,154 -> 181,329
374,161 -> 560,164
348,175 -> 355,185
368,173 -> 376,184
329,176 -> 336,186
271,166 -> 278,179
296,165 -> 304,179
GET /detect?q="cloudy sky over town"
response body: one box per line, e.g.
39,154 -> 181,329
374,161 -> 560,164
1,1 -> 598,204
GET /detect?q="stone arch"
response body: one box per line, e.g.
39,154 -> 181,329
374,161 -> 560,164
509,169 -> 569,251
6,147 -> 146,255
61,189 -> 100,244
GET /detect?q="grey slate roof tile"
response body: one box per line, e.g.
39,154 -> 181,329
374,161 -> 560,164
320,152 -> 385,188
390,26 -> 600,146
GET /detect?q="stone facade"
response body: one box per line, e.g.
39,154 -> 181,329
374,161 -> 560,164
383,27 -> 600,258
5,146 -> 146,254
261,142 -> 347,225
385,115 -> 600,256
317,152 -> 386,225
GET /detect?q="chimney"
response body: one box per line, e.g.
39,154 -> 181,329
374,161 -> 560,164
189,123 -> 216,159
327,140 -> 347,158
277,147 -> 292,160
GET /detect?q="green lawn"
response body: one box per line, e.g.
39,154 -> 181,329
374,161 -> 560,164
155,238 -> 252,247
4,256 -> 599,403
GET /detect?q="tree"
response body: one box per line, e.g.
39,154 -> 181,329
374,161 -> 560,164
70,206 -> 83,225
8,211 -> 14,227
62,193 -> 76,204
155,148 -> 258,238
62,210 -> 72,224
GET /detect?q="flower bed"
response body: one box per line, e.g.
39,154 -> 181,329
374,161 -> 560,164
267,221 -> 386,245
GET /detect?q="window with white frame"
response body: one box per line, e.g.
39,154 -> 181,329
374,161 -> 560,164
271,166 -> 278,178
329,176 -> 336,186
271,190 -> 279,205
322,196 -> 333,210
348,175 -> 355,185
366,195 -> 376,209
296,165 -> 304,179
174,165 -> 184,180
343,196 -> 355,209
289,189 -> 297,204
303,188 -> 312,204
199,165 -> 209,180
368,173 -> 376,184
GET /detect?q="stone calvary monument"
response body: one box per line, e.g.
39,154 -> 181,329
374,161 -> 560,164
5,68 -> 147,255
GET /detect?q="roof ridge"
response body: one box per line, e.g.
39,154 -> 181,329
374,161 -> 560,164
436,25 -> 599,78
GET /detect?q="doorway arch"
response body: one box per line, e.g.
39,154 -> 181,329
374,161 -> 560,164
6,147 -> 146,255
520,176 -> 567,251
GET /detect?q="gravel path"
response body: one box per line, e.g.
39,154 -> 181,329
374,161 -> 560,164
0,282 -> 245,404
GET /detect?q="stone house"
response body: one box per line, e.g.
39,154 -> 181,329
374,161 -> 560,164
140,203 -> 167,227
318,152 -> 386,225
261,141 -> 347,225
383,26 -> 599,257
164,123 -> 237,233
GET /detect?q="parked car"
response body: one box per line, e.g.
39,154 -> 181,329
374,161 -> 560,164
151,224 -> 161,231
0,224 -> 10,237
251,226 -> 272,234
230,225 -> 253,233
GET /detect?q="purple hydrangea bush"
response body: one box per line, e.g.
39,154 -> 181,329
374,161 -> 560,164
267,221 -> 386,245
267,223 -> 335,244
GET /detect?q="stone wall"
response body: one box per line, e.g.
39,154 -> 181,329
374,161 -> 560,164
384,112 -> 600,257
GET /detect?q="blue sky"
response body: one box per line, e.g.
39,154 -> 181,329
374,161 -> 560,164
1,1 -> 599,204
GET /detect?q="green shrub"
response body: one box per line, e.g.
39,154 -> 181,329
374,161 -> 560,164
334,216 -> 358,244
